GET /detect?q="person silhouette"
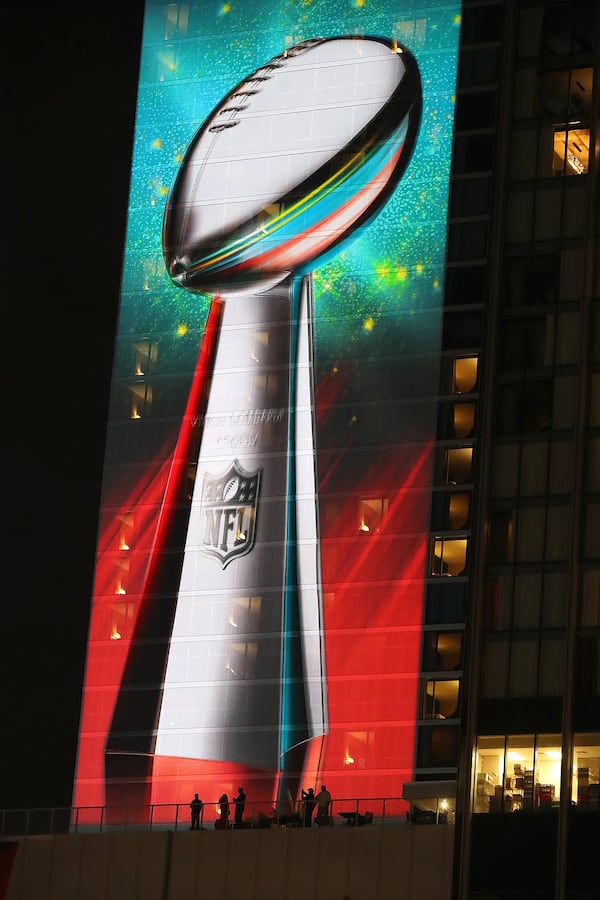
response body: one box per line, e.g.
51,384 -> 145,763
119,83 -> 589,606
217,793 -> 230,829
234,786 -> 246,827
301,787 -> 316,827
315,785 -> 332,826
189,792 -> 202,830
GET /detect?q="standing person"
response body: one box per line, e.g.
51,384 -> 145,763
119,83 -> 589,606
301,787 -> 316,827
234,786 -> 246,827
217,792 -> 230,829
315,785 -> 332,826
189,792 -> 203,830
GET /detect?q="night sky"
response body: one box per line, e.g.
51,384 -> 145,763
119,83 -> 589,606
2,1 -> 145,810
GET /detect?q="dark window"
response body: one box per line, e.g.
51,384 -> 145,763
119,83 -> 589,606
445,265 -> 486,305
460,4 -> 504,44
448,221 -> 488,261
455,91 -> 497,130
487,510 -> 514,566
574,635 -> 600,698
540,67 -> 593,119
495,381 -> 553,434
542,3 -> 595,56
450,178 -> 491,217
417,724 -> 459,767
458,46 -> 499,87
504,255 -> 559,309
425,582 -> 467,624
453,134 -> 494,174
499,316 -> 554,370
442,311 -> 482,348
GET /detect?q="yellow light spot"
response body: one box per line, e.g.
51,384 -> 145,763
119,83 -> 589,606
416,263 -> 424,274
177,324 -> 188,336
454,14 -> 461,25
153,138 -> 163,150
363,317 -> 375,332
396,266 -> 408,281
376,262 -> 392,279
160,186 -> 168,196
433,278 -> 440,289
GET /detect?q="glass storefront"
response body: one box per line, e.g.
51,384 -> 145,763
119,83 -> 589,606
474,733 -> 600,813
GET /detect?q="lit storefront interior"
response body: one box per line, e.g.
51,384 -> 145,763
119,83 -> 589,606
474,734 -> 600,813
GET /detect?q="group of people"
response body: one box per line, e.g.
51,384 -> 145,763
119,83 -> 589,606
301,785 -> 332,827
189,784 -> 332,830
189,787 -> 246,830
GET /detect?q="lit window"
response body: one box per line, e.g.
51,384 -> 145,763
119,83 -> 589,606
474,734 -> 567,813
422,631 -> 463,671
132,339 -> 158,376
129,383 -> 153,419
453,356 -> 478,393
357,497 -> 388,534
421,678 -> 460,719
573,733 -> 600,807
453,402 -> 475,438
431,536 -> 468,576
553,126 -> 590,175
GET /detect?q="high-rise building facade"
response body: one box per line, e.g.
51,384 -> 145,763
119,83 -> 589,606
444,2 -> 600,896
72,0 -> 462,818
64,1 -> 599,898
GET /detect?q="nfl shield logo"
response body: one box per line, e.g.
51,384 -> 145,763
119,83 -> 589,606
198,460 -> 261,568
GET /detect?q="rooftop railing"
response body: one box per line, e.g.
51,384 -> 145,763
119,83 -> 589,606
1,797 -> 450,838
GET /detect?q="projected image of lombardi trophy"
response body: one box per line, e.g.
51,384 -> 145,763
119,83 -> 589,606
106,36 -> 421,806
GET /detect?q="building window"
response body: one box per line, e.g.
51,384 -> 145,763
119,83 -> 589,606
417,724 -> 458,768
474,733 -> 600,813
503,254 -> 559,309
425,582 -> 467,625
575,635 -> 600,698
439,446 -> 473,485
431,536 -> 468,576
420,678 -> 460,720
581,569 -> 600,626
542,3 -> 595,56
552,126 -> 590,175
132,339 -> 159,377
574,734 -> 600,807
444,264 -> 486,305
499,315 -> 556,370
422,630 -> 463,671
430,491 -> 470,531
540,66 -> 593,176
453,356 -> 478,394
495,380 -> 553,434
487,510 -> 514,565
475,734 -> 560,812
357,497 -> 388,534
437,400 -> 476,439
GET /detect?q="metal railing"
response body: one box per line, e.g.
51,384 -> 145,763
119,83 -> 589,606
1,797 -> 427,838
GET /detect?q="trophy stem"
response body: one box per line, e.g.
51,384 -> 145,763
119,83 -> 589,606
106,274 -> 326,807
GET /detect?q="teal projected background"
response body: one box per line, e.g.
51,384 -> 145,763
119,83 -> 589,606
73,0 -> 461,815
120,1 -> 460,356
